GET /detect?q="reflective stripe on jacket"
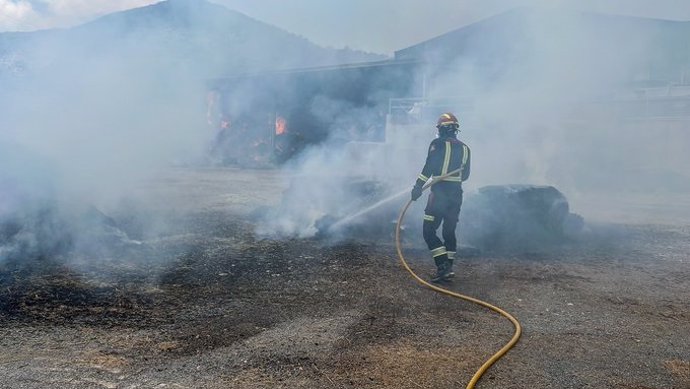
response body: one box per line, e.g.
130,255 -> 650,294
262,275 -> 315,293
415,135 -> 470,188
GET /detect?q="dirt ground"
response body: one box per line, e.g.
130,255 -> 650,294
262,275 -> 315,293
1,167 -> 689,389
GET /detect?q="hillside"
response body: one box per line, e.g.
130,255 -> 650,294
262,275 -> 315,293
0,0 -> 385,79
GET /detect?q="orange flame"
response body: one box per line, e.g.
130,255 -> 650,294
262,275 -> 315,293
275,116 -> 287,135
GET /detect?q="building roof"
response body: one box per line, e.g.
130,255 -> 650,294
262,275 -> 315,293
393,8 -> 690,85
208,58 -> 421,87
395,8 -> 690,62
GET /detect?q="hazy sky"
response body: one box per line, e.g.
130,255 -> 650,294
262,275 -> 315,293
1,0 -> 690,54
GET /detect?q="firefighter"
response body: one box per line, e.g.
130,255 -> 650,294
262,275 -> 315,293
411,112 -> 471,282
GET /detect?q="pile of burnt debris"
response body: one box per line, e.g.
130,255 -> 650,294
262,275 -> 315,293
1,144 -> 142,263
0,203 -> 140,262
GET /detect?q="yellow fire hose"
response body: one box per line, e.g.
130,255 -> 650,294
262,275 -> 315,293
394,171 -> 522,389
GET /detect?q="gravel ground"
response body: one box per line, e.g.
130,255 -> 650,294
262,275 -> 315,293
0,167 -> 688,389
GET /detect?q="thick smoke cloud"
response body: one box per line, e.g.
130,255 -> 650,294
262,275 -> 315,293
451,9 -> 690,194
2,1 -> 688,258
1,0 -> 390,263
262,6 -> 690,239
0,4 -> 213,263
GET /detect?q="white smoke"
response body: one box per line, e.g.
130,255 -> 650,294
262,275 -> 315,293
404,8 -> 690,195
0,2 -> 231,263
1,0 -> 394,262
259,6 -> 690,238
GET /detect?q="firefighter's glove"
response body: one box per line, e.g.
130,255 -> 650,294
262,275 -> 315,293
411,186 -> 423,201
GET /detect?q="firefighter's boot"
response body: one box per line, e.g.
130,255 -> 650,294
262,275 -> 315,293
431,255 -> 451,283
445,251 -> 456,280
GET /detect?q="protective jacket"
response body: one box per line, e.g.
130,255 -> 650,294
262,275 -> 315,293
414,134 -> 471,192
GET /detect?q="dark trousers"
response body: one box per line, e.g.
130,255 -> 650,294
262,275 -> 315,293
423,188 -> 463,256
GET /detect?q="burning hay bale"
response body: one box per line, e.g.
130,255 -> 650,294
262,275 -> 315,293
312,179 -> 402,239
257,176 -> 398,239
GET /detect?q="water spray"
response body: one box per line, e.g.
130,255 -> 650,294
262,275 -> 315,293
326,187 -> 410,232
318,169 -> 465,236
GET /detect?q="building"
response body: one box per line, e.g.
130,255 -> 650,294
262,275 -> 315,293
207,8 -> 690,164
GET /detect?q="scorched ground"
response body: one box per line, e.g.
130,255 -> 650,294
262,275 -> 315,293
0,167 -> 689,389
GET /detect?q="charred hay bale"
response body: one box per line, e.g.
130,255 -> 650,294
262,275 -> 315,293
462,185 -> 579,251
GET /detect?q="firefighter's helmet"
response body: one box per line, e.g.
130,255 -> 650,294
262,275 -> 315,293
436,112 -> 459,129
